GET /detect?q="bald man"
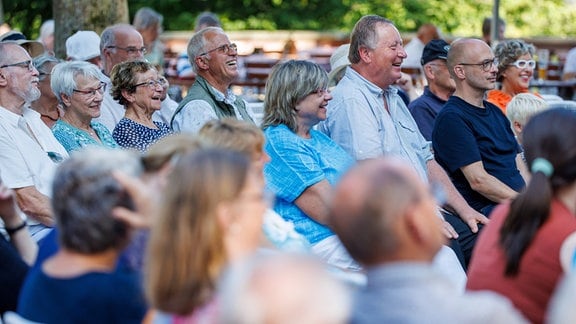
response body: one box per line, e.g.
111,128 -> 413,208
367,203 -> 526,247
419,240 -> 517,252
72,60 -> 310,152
329,157 -> 528,323
432,38 -> 529,218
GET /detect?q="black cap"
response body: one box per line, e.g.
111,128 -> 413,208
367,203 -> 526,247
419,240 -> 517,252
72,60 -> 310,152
421,39 -> 450,66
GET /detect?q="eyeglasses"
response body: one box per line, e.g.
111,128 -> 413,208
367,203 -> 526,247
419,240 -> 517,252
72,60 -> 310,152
459,58 -> 498,72
106,46 -> 147,55
0,60 -> 34,71
199,43 -> 238,57
508,59 -> 536,69
133,79 -> 166,89
309,88 -> 330,97
73,82 -> 107,99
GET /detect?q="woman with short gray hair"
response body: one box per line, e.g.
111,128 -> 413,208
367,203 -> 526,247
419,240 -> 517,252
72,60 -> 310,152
487,39 -> 538,113
51,61 -> 118,152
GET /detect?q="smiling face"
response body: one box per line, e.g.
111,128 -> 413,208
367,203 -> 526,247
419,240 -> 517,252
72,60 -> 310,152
367,23 -> 407,88
130,69 -> 163,112
67,75 -> 104,120
501,53 -> 534,94
295,88 -> 332,129
196,30 -> 239,84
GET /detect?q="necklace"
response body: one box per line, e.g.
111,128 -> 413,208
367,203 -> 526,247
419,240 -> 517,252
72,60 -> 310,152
40,108 -> 61,122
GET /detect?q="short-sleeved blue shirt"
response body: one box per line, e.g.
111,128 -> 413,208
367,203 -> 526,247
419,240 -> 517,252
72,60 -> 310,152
263,124 -> 355,244
432,96 -> 525,212
112,118 -> 172,152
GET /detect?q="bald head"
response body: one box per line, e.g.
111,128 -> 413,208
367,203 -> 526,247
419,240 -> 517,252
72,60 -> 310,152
330,158 -> 444,265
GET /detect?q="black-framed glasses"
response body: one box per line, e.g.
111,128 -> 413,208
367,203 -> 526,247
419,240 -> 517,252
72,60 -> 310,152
508,59 -> 536,69
199,43 -> 238,57
73,82 -> 107,99
106,46 -> 147,55
0,60 -> 34,71
133,79 -> 165,89
309,88 -> 330,98
459,58 -> 498,72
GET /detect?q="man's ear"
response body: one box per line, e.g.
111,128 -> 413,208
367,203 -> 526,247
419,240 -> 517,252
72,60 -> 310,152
0,72 -> 8,86
513,120 -> 523,135
195,56 -> 209,71
358,46 -> 372,64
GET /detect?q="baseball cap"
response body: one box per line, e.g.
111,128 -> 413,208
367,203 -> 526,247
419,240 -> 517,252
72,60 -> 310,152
66,30 -> 101,61
328,44 -> 350,86
421,39 -> 450,66
0,31 -> 45,57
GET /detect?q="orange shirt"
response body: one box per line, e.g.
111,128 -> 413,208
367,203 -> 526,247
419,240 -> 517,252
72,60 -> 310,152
486,89 -> 541,114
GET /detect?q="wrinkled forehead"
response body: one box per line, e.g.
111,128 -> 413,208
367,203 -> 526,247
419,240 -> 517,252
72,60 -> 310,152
0,43 -> 31,63
205,30 -> 230,47
115,28 -> 144,47
377,23 -> 403,46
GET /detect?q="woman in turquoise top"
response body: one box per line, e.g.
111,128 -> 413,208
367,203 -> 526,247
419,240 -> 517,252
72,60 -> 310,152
261,60 -> 359,272
50,61 -> 118,152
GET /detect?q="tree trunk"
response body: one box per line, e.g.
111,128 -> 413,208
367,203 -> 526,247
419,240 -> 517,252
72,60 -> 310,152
53,0 -> 129,59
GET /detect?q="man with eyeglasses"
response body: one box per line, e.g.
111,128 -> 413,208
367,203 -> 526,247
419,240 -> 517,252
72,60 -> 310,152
432,38 -> 529,220
408,39 -> 456,141
170,27 -> 254,133
0,43 -> 69,241
319,15 -> 491,269
96,24 -> 177,133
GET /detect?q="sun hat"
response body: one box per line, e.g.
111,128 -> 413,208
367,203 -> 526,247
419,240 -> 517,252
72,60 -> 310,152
0,30 -> 45,57
66,30 -> 101,61
328,44 -> 350,87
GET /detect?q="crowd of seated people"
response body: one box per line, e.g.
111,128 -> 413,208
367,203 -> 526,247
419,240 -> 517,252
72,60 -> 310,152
4,11 -> 576,324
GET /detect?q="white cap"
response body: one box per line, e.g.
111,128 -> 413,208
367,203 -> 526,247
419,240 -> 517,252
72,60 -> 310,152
66,31 -> 101,61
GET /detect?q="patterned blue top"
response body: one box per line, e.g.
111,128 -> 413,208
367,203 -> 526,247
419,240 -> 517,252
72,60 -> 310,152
263,124 -> 355,245
112,118 -> 172,152
52,119 -> 118,153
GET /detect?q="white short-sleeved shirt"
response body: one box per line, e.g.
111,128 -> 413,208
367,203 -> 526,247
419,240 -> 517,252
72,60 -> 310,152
0,107 -> 68,196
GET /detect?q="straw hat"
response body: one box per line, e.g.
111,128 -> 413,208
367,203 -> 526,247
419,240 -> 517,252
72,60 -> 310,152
0,31 -> 45,57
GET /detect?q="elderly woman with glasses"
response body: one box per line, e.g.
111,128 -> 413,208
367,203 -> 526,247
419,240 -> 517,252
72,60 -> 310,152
51,61 -> 118,152
486,39 -> 540,113
110,60 -> 172,152
261,60 -> 359,272
30,54 -> 62,128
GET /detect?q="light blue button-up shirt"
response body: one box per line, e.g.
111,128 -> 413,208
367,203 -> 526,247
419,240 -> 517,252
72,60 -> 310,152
318,67 -> 433,181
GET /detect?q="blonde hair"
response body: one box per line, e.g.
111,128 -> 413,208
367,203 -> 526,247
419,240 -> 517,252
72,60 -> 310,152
506,93 -> 549,134
141,133 -> 206,173
198,118 -> 265,160
146,148 -> 251,315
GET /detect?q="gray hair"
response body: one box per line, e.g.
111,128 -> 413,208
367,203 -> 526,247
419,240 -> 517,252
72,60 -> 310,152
261,60 -> 328,133
32,54 -> 60,79
494,39 -> 535,81
186,27 -> 223,74
50,60 -> 104,106
133,7 -> 163,31
52,147 -> 143,254
349,15 -> 393,64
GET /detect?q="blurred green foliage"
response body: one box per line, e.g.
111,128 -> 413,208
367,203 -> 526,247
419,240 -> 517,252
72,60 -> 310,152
5,0 -> 576,39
